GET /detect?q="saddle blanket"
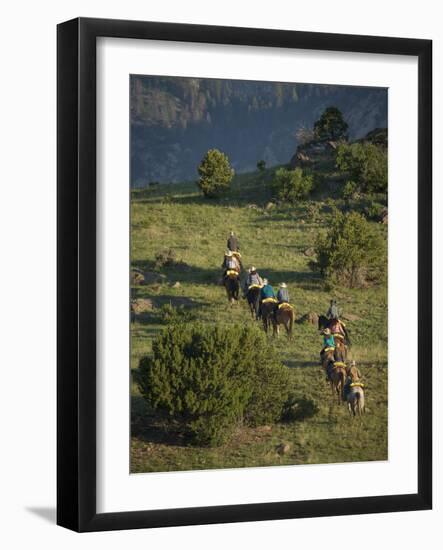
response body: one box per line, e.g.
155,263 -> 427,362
262,297 -> 278,304
278,302 -> 293,310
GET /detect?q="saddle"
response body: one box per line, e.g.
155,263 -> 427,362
278,302 -> 293,311
332,361 -> 346,369
225,269 -> 239,279
248,284 -> 262,290
262,297 -> 278,304
349,382 -> 365,388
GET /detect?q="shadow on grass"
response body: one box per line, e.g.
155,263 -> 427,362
131,294 -> 211,326
131,395 -> 188,447
132,258 -> 221,286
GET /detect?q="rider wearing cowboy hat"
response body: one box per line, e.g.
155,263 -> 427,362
243,266 -> 263,295
277,282 -> 290,304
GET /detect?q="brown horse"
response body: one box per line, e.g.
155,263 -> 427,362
328,362 -> 347,404
322,349 -> 346,404
334,337 -> 347,362
261,300 -> 277,334
273,303 -> 294,339
223,272 -> 240,304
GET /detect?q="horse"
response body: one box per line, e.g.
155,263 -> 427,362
223,271 -> 240,304
334,337 -> 347,362
261,299 -> 277,334
273,303 -> 295,339
245,285 -> 261,319
322,350 -> 346,404
344,365 -> 365,416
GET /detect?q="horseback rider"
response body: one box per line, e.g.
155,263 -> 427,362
243,266 -> 263,296
343,359 -> 361,400
326,299 -> 340,320
258,278 -> 276,319
277,282 -> 290,304
321,327 -> 335,357
221,250 -> 240,278
322,327 -> 335,349
329,317 -> 346,339
260,278 -> 275,300
227,230 -> 239,252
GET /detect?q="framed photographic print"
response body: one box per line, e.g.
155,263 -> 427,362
57,17 -> 432,532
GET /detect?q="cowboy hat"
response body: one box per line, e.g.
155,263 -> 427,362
250,266 -> 256,272
323,328 -> 331,335
225,250 -> 233,257
263,278 -> 268,285
279,282 -> 287,288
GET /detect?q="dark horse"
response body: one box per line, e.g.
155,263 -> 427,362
245,285 -> 261,319
224,272 -> 240,304
261,300 -> 277,334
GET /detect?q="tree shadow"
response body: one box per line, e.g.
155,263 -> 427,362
131,395 -> 188,447
131,294 -> 211,325
132,259 -> 221,286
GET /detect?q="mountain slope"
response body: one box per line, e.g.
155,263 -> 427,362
131,76 -> 387,186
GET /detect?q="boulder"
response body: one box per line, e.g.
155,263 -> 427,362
171,281 -> 181,288
131,270 -> 145,285
298,312 -> 319,326
303,247 -> 315,257
131,298 -> 154,315
380,207 -> 388,224
265,201 -> 275,210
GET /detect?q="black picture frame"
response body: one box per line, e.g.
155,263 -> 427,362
57,17 -> 432,532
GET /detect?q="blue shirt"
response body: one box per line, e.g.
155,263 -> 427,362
323,335 -> 335,347
260,284 -> 275,299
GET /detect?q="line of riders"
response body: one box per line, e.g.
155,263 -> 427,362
221,232 -> 295,337
319,301 -> 365,414
221,232 -> 365,415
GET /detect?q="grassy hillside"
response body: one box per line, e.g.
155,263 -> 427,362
130,166 -> 388,473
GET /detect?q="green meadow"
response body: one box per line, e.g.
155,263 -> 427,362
130,167 -> 388,473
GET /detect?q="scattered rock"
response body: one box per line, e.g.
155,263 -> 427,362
265,202 -> 275,210
303,247 -> 315,257
131,270 -> 145,285
298,312 -> 319,326
131,298 -> 154,315
247,203 -> 259,210
276,443 -> 291,455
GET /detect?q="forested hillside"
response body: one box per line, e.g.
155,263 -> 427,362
131,76 -> 387,186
